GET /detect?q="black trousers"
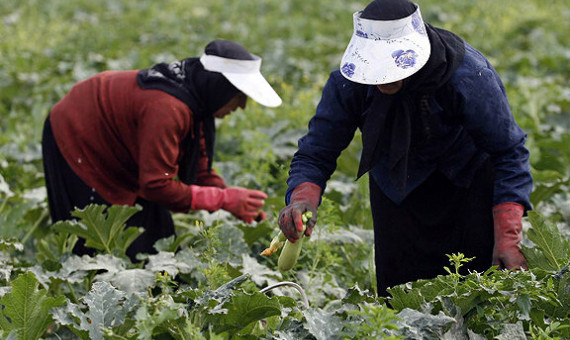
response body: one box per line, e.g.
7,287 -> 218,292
370,160 -> 495,297
41,116 -> 175,260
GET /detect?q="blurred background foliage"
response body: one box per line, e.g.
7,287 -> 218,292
0,0 -> 568,238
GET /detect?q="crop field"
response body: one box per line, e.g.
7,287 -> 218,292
0,0 -> 569,339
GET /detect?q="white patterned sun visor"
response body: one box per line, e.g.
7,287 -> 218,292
340,6 -> 431,85
200,54 -> 282,107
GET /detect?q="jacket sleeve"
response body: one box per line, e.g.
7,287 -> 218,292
286,71 -> 363,203
136,101 -> 194,212
457,66 -> 533,211
195,124 -> 227,188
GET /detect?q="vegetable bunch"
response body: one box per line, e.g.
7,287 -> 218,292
261,211 -> 312,271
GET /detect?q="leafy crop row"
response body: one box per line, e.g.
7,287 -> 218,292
0,204 -> 568,339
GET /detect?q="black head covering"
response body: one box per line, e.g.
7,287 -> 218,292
136,40 -> 253,184
355,0 -> 466,195
360,0 -> 416,20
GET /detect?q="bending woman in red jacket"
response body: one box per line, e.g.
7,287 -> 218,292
42,40 -> 281,259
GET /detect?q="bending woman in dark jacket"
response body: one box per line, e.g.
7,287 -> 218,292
278,0 -> 532,296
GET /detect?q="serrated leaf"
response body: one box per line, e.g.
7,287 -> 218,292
209,291 -> 284,334
174,248 -> 208,282
303,307 -> 344,340
26,264 -> 85,291
34,232 -> 77,264
52,204 -> 143,255
241,253 -> 282,286
27,254 -> 127,289
523,212 -> 570,271
215,224 -> 250,267
530,178 -> 570,207
342,284 -> 377,305
554,270 -> 570,318
195,273 -> 250,307
152,233 -> 194,253
52,282 -> 132,340
51,302 -> 90,340
515,294 -> 532,320
238,219 -> 275,248
145,251 -> 193,277
134,299 -> 186,340
96,269 -> 155,295
387,284 -> 425,311
28,254 -> 129,291
0,271 -> 65,340
494,322 -> 526,340
81,282 -> 127,340
0,238 -> 23,252
273,319 -> 313,340
61,254 -> 128,276
396,308 -> 455,340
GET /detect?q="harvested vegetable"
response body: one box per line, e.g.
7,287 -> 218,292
261,211 -> 312,271
260,231 -> 287,256
277,211 -> 312,271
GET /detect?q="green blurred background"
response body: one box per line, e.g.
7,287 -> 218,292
1,0 -> 569,235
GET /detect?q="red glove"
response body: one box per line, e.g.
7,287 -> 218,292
492,202 -> 528,270
190,185 -> 267,223
278,182 -> 321,242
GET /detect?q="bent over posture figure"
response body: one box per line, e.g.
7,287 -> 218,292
278,0 -> 532,296
43,40 -> 282,259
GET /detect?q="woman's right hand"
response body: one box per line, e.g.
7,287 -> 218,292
278,182 -> 321,242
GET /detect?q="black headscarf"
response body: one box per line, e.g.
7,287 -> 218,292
136,40 -> 254,184
356,0 -> 466,194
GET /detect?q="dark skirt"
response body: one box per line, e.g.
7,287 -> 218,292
370,160 -> 495,297
41,116 -> 175,260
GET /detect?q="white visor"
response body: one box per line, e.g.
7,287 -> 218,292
200,54 -> 282,107
340,6 -> 431,85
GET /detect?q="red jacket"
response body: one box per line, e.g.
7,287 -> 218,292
50,70 -> 222,212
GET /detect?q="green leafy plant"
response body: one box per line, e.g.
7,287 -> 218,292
343,302 -> 402,340
387,210 -> 570,339
0,271 -> 66,340
52,204 -> 144,256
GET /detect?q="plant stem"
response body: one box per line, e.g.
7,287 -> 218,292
260,281 -> 309,309
66,281 -> 80,304
21,209 -> 49,244
0,196 -> 8,213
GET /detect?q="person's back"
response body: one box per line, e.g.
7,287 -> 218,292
50,70 -> 193,207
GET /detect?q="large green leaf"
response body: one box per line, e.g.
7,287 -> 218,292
395,308 -> 456,340
341,285 -> 378,306
52,281 -> 136,340
523,212 -> 570,271
241,253 -> 282,286
494,322 -> 527,340
530,177 -> 570,207
0,238 -> 23,252
80,282 -> 129,340
209,291 -> 289,334
303,307 -> 344,340
0,271 -> 65,340
96,269 -> 156,295
195,273 -> 251,307
52,204 -> 144,255
145,251 -> 193,277
34,231 -> 77,265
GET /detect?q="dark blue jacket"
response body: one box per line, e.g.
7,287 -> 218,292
286,42 -> 533,211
